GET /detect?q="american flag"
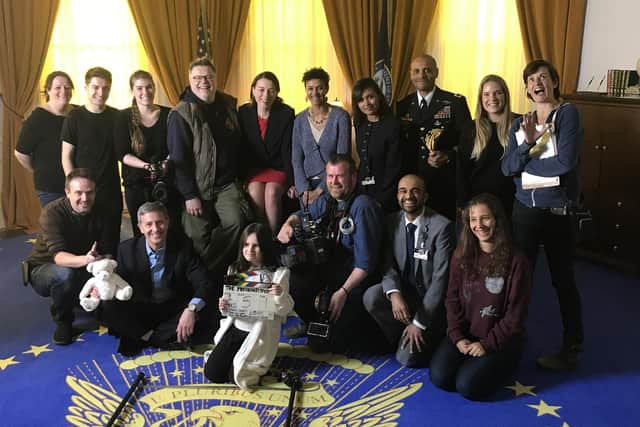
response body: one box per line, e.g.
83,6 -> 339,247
196,5 -> 211,58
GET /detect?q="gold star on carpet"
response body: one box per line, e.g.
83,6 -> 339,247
303,372 -> 318,381
23,344 -> 53,358
26,238 -> 37,244
297,411 -> 310,420
326,379 -> 338,387
505,381 -> 536,397
266,409 -> 280,417
561,423 -> 570,427
148,375 -> 160,383
193,367 -> 204,375
95,325 -> 109,336
170,369 -> 184,378
0,356 -> 20,371
527,399 -> 561,418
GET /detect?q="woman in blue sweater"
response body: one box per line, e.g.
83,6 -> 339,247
291,67 -> 350,206
501,59 -> 584,371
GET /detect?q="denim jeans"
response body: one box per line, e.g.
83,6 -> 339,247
30,263 -> 88,323
512,200 -> 584,346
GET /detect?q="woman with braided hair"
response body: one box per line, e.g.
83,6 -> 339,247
115,70 -> 173,234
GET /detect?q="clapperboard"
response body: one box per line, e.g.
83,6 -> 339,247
222,271 -> 276,320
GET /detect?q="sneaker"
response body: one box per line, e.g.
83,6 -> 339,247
284,322 -> 307,339
53,322 -> 74,345
536,344 -> 582,371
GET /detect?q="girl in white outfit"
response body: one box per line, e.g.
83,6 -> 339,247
204,223 -> 294,389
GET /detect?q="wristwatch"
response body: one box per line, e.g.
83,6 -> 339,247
187,303 -> 197,312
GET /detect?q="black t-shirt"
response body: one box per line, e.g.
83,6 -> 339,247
114,106 -> 170,187
15,107 -> 67,192
60,106 -> 120,195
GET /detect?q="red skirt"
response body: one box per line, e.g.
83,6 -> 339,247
247,168 -> 288,187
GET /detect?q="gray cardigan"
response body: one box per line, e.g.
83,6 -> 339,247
291,106 -> 351,194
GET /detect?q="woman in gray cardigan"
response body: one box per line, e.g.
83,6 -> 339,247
291,67 -> 351,206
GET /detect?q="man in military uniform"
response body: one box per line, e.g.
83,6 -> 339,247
396,54 -> 471,220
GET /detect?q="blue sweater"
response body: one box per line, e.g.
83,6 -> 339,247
291,106 -> 351,194
501,103 -> 582,208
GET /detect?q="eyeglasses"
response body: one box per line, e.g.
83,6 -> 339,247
192,75 -> 215,82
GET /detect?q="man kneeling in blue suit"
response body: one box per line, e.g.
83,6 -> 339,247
363,174 -> 454,366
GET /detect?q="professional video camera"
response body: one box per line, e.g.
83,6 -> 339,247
280,212 -> 329,268
146,161 -> 169,204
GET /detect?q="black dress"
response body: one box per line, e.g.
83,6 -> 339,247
355,115 -> 403,212
456,119 -> 517,215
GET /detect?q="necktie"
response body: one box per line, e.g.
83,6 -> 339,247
419,98 -> 427,109
404,223 -> 417,286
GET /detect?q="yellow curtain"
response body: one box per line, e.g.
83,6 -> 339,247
426,0 -> 528,115
391,0 -> 438,101
0,0 -> 60,230
322,0 -> 379,93
516,0 -> 587,94
42,0 -> 152,109
203,0 -> 251,91
224,0 -> 351,114
129,0 -> 249,105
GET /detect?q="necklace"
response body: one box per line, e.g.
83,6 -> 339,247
308,108 -> 329,126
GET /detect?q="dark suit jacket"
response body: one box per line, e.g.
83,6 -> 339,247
396,87 -> 471,219
116,231 -> 213,306
238,102 -> 295,185
378,208 -> 454,327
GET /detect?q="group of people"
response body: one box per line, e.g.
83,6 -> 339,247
17,52 -> 584,400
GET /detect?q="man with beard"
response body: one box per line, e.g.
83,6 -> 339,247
277,154 -> 384,353
167,57 -> 249,279
363,174 -> 454,365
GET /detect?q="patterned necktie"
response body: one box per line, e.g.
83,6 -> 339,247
419,98 -> 427,109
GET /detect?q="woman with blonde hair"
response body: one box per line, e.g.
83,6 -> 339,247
457,75 -> 518,217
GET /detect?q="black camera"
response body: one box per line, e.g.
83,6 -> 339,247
280,213 -> 329,268
307,289 -> 331,338
147,161 -> 169,204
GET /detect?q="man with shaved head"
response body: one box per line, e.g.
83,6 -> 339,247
396,54 -> 471,220
363,174 -> 454,366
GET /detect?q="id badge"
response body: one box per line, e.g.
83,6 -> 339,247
413,248 -> 429,261
361,176 -> 376,186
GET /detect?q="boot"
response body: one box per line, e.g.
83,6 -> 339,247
536,343 -> 582,371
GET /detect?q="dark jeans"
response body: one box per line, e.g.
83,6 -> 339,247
512,200 -> 584,346
204,324 -> 248,383
429,337 -> 522,401
96,190 -> 123,257
30,264 -> 89,323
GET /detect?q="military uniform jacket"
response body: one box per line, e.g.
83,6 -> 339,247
396,87 -> 471,219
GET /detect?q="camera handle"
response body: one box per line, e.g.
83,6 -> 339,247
281,369 -> 301,427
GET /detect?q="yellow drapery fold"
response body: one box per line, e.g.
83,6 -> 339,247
515,0 -> 587,94
223,0 -> 351,114
426,0 -> 528,115
0,0 -> 60,230
128,0 -> 249,105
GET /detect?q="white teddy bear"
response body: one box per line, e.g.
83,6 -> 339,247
79,259 -> 133,312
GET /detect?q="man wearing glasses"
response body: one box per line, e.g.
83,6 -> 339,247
168,57 -> 249,284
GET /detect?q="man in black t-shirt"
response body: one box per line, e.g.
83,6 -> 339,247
28,169 -> 113,345
61,67 -> 121,253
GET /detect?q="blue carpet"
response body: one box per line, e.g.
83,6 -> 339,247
0,234 -> 639,426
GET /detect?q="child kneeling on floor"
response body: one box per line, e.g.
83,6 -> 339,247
204,223 -> 294,389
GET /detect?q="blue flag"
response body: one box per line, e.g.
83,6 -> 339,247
374,0 -> 392,104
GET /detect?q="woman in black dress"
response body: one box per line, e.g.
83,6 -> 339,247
456,74 -> 517,218
15,71 -> 75,206
239,72 -> 295,234
351,77 -> 402,212
114,70 -> 173,234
